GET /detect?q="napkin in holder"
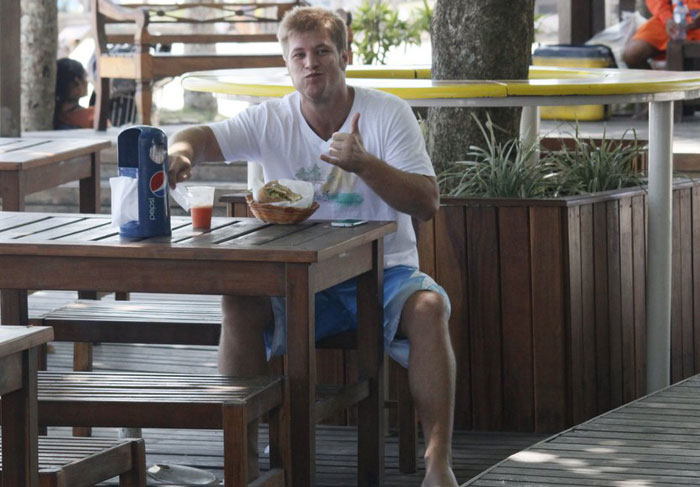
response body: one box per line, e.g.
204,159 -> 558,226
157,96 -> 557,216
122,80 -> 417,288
110,126 -> 171,238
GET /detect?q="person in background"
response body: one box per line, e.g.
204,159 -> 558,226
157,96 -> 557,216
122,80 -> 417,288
623,0 -> 700,68
54,57 -> 96,129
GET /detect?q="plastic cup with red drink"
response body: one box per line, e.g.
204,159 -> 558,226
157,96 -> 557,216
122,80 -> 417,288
187,186 -> 216,230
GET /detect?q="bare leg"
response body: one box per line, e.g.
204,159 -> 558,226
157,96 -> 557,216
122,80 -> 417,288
623,38 -> 661,69
399,291 -> 458,487
219,295 -> 273,478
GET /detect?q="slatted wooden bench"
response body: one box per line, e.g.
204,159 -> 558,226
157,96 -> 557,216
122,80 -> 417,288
0,436 -> 146,486
462,373 -> 700,486
37,372 -> 285,487
41,295 -> 419,473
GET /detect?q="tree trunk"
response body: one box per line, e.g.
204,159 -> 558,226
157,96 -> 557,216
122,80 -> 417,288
428,0 -> 534,177
21,0 -> 57,131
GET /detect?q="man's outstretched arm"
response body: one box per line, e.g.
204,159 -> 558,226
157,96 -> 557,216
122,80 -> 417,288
167,125 -> 225,189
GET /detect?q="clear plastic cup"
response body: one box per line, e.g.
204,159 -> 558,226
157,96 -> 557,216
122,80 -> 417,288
187,186 -> 215,230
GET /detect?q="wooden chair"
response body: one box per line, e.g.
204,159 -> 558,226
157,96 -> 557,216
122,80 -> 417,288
0,436 -> 146,487
41,294 -> 419,473
90,0 -> 303,129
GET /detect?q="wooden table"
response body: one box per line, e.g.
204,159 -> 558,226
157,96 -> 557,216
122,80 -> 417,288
0,137 -> 109,212
0,325 -> 54,487
0,212 -> 396,487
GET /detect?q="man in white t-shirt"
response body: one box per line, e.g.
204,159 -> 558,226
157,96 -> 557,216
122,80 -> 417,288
167,7 -> 457,486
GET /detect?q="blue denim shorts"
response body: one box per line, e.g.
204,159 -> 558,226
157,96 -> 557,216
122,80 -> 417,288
265,265 -> 451,368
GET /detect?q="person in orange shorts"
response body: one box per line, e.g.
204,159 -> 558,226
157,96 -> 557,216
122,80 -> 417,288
624,0 -> 700,68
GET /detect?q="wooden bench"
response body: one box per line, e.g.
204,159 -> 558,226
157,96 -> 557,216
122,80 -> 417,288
41,295 -> 419,473
91,0 -> 303,129
462,373 -> 700,486
0,436 -> 146,486
37,372 -> 286,487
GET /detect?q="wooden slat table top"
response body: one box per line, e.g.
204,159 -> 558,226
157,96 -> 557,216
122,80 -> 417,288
463,373 -> 700,486
0,137 -> 111,170
0,212 -> 396,263
0,326 -> 53,357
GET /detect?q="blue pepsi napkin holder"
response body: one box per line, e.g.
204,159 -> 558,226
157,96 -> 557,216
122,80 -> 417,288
117,126 -> 171,238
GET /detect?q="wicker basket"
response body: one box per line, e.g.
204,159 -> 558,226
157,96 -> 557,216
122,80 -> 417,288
246,193 -> 319,224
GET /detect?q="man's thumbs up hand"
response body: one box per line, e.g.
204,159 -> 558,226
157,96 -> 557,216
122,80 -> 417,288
350,112 -> 361,134
320,112 -> 369,175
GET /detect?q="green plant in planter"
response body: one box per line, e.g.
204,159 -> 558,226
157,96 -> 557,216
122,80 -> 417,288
351,0 -> 422,65
547,128 -> 647,196
438,116 -> 558,198
437,116 -> 648,198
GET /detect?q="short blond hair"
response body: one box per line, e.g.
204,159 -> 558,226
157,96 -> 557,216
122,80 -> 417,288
277,6 -> 347,58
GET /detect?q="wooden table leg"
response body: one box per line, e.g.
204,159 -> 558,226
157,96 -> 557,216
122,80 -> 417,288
0,172 -> 25,211
356,240 -> 384,487
76,151 -> 101,438
1,348 -> 39,487
285,263 -> 315,487
1,289 -> 28,325
79,151 -> 101,214
1,289 -> 38,487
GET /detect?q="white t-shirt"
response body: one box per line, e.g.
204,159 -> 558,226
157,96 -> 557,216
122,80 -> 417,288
209,86 -> 435,268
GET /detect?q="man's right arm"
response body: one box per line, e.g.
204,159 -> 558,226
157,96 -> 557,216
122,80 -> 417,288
167,125 -> 225,189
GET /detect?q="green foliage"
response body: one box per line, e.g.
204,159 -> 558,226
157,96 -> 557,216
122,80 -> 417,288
547,128 -> 646,196
438,116 -> 558,198
351,0 -> 424,65
413,0 -> 433,36
437,116 -> 647,199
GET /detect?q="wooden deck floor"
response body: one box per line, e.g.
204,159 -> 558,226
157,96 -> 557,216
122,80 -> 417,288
17,291 -> 547,486
465,373 -> 700,486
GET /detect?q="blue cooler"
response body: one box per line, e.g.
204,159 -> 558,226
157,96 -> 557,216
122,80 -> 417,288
117,126 -> 171,238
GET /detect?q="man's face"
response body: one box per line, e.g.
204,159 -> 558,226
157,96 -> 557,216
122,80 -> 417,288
285,30 -> 348,105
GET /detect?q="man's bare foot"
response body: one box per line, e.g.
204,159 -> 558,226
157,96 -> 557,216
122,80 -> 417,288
422,443 -> 458,486
422,465 -> 458,487
420,436 -> 459,486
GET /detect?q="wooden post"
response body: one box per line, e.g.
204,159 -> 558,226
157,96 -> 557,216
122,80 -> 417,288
619,0 -> 637,15
592,0 -> 606,38
559,0 -> 606,45
0,0 -> 21,136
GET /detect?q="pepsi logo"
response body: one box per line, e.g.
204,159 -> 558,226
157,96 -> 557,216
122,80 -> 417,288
150,171 -> 167,197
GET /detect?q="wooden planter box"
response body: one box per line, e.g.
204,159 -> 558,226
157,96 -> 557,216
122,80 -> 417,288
416,179 -> 700,433
224,179 -> 700,433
